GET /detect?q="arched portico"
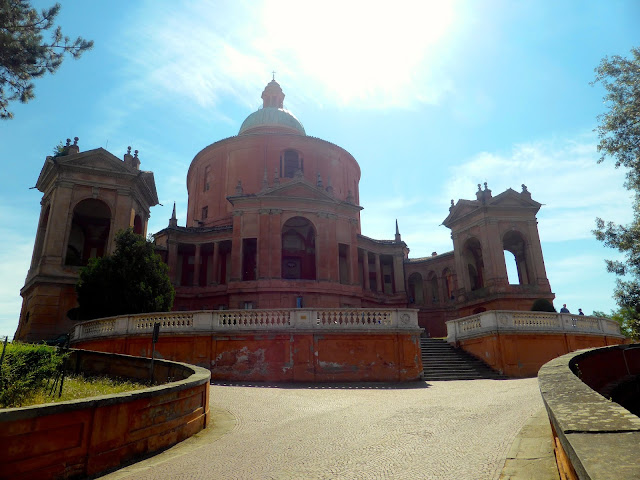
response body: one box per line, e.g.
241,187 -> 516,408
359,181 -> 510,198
282,216 -> 316,280
65,199 -> 111,266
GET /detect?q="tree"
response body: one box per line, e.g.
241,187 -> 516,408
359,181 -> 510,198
592,46 -> 640,338
75,229 -> 175,320
0,1 -> 93,119
592,308 -> 639,340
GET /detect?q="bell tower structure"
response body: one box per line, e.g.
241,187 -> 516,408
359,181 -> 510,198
15,139 -> 158,342
442,183 -> 553,313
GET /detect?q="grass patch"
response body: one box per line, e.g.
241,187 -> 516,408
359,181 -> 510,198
25,375 -> 147,407
1,342 -> 146,408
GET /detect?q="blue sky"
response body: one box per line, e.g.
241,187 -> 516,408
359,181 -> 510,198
1,1 -> 639,336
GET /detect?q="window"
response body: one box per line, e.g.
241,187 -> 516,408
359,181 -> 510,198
244,301 -> 254,310
242,238 -> 257,281
204,166 -> 211,191
201,206 -> 208,220
282,150 -> 302,178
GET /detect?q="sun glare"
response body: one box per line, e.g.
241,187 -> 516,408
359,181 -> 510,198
259,0 -> 457,106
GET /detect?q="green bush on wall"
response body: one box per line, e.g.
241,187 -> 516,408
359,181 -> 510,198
531,299 -> 557,313
0,343 -> 66,408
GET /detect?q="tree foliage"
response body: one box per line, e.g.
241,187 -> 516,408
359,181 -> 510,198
592,308 -> 639,340
592,46 -> 640,339
0,342 -> 66,408
0,1 -> 93,119
531,298 -> 556,312
76,229 -> 174,320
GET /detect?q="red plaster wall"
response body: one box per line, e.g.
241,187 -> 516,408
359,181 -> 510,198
458,333 -> 626,377
74,331 -> 423,382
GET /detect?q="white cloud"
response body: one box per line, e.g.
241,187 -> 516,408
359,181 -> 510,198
444,134 -> 632,242
116,0 -> 464,112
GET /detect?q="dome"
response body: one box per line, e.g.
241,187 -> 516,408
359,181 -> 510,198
238,107 -> 306,136
238,78 -> 306,136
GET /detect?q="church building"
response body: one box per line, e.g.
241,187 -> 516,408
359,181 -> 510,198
15,79 -> 554,342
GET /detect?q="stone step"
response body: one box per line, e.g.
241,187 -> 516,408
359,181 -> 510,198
419,338 -> 506,380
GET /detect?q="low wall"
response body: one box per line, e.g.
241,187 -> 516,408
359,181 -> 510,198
75,332 -> 422,382
71,309 -> 424,382
0,350 -> 210,480
446,311 -> 626,377
538,345 -> 640,480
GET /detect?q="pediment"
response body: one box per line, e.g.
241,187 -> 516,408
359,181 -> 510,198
56,148 -> 134,174
442,200 -> 480,226
256,179 -> 341,203
489,188 -> 541,208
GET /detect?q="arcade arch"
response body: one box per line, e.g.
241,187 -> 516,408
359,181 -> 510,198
65,199 -> 111,266
282,216 -> 316,280
408,272 -> 424,304
503,230 -> 530,285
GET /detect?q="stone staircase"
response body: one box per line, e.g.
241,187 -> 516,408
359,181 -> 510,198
420,338 -> 507,381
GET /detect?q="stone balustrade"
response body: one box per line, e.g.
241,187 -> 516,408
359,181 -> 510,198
72,308 -> 420,341
446,311 -> 624,343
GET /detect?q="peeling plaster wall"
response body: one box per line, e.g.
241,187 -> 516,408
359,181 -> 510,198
74,331 -> 423,382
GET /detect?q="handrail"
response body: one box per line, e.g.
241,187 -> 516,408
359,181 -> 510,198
71,308 -> 421,342
446,310 -> 624,343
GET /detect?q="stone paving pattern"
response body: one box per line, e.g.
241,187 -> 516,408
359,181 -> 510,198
103,378 -> 543,480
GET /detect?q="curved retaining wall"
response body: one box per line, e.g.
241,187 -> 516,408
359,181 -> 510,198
0,349 -> 211,480
447,311 -> 626,377
538,345 -> 640,480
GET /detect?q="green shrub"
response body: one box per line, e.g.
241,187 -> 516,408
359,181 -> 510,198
531,299 -> 557,313
0,343 -> 67,408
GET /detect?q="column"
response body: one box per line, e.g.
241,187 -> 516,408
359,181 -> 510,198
452,233 -> 470,293
349,219 -> 359,285
363,250 -> 370,291
393,254 -> 405,293
269,210 -> 282,278
375,254 -> 382,293
167,240 -> 179,285
42,185 -> 73,264
258,210 -> 270,279
211,241 -> 220,284
230,211 -> 243,281
193,244 -> 201,286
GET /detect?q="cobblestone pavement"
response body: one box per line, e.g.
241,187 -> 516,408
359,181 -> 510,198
107,378 -> 543,480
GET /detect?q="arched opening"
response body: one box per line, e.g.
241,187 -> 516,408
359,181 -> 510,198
408,273 -> 424,304
443,268 -> 455,301
65,199 -> 111,266
427,271 -> 439,304
133,214 -> 143,235
503,230 -> 530,285
463,238 -> 484,291
282,217 -> 316,280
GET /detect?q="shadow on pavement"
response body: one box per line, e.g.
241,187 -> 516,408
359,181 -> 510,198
211,380 -> 431,389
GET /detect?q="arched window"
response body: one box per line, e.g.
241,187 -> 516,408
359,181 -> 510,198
282,150 -> 303,178
65,199 -> 111,266
463,238 -> 484,291
133,214 -> 143,235
427,271 -> 439,304
408,273 -> 424,304
282,217 -> 316,280
503,230 -> 530,285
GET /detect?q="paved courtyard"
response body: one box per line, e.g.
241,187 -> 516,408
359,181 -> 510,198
103,378 -> 543,480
